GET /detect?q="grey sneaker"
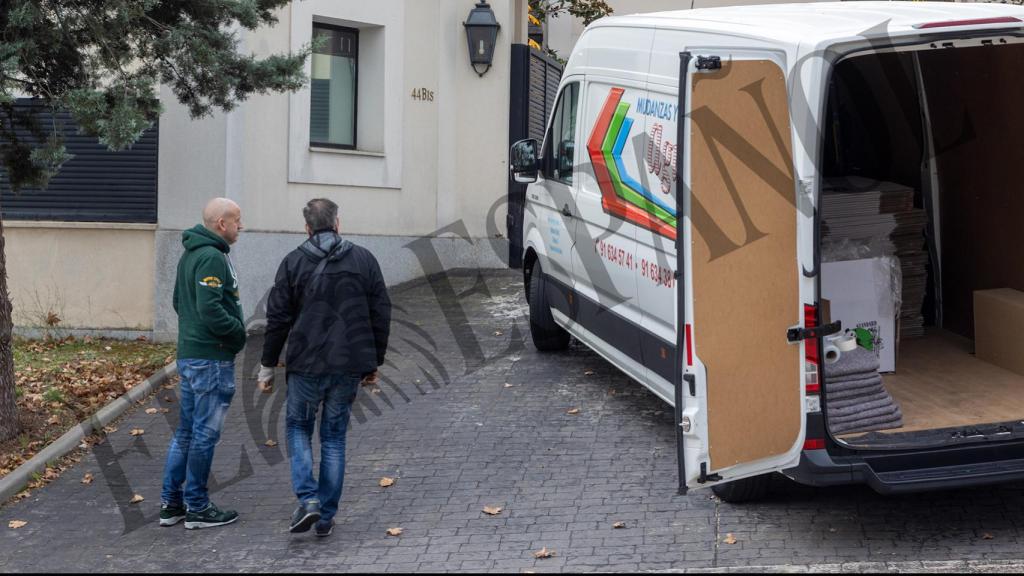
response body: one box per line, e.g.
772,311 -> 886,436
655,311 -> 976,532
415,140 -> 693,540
290,500 -> 321,533
159,503 -> 186,527
184,502 -> 238,530
315,519 -> 335,538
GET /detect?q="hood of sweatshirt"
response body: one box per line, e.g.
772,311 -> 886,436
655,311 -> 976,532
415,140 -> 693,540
298,230 -> 353,263
182,224 -> 230,253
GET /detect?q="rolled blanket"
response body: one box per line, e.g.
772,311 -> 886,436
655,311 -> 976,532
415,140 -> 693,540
827,396 -> 898,418
828,372 -> 883,385
823,346 -> 880,378
831,410 -> 903,434
829,403 -> 901,426
827,390 -> 893,410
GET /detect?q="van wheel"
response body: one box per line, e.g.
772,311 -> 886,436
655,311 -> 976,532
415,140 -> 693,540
711,474 -> 771,503
529,262 -> 571,352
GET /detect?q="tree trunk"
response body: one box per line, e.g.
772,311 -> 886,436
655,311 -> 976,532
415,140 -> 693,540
0,215 -> 18,442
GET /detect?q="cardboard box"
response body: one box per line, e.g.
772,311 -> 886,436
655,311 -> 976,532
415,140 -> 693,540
974,288 -> 1024,377
821,257 -> 898,373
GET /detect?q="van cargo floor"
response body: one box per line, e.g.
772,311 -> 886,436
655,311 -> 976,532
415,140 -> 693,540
835,330 -> 1024,439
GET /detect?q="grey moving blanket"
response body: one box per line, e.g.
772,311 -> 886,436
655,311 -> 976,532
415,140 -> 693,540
823,345 -> 903,434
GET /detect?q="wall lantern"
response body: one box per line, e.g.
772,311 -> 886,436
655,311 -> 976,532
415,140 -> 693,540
463,1 -> 501,77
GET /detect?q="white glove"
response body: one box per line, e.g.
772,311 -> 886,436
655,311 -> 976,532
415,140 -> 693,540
257,365 -> 275,384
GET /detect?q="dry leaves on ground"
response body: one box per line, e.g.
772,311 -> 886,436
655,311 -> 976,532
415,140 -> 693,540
8,521 -> 27,529
145,408 -> 158,415
723,533 -> 737,545
386,527 -> 403,536
130,494 -> 145,504
129,428 -> 145,436
983,533 -> 995,540
482,506 -> 503,516
102,426 -> 118,434
566,408 -> 580,415
265,439 -> 278,448
379,477 -> 395,488
533,547 -> 555,559
81,473 -> 93,485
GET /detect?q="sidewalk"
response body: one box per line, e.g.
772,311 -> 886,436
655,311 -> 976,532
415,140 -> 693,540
2,269 -> 1024,572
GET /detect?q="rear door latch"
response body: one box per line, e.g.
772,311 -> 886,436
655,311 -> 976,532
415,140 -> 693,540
787,321 -> 842,343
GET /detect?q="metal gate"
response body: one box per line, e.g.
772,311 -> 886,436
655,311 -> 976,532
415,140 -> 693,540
507,44 -> 563,269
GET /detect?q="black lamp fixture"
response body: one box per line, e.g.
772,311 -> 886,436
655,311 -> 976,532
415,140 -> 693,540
463,1 -> 501,77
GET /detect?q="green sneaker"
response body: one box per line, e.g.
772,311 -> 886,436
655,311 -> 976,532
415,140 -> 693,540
184,502 -> 238,530
159,503 -> 187,527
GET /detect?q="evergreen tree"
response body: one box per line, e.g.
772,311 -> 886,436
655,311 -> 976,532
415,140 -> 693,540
0,0 -> 313,442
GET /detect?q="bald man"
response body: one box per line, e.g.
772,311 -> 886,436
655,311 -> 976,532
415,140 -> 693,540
160,197 -> 246,530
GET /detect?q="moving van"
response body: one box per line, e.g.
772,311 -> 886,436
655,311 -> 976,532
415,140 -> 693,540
509,1 -> 1024,501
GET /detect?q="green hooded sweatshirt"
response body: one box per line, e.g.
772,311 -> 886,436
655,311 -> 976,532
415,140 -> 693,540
173,225 -> 246,360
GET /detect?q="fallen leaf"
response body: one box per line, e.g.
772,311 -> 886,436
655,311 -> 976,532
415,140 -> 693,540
493,330 -> 503,336
723,533 -> 737,545
163,396 -> 175,403
14,490 -> 30,500
533,547 -> 555,559
145,408 -> 158,415
130,494 -> 145,504
265,439 -> 278,447
386,527 -> 403,536
566,408 -> 580,415
102,425 -> 118,434
503,383 -> 513,388
379,477 -> 395,488
584,370 -> 595,376
104,346 -> 112,351
46,415 -> 61,426
983,533 -> 995,540
8,520 -> 27,529
159,408 -> 170,414
613,521 -> 626,529
81,473 -> 94,485
129,428 -> 145,436
482,506 -> 503,516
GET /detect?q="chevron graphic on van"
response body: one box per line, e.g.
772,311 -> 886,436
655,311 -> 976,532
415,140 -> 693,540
587,87 -> 678,241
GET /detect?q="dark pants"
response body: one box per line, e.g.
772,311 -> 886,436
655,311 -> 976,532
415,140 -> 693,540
286,372 -> 360,523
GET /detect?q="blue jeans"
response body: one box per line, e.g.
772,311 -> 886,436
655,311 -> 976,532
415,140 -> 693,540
286,372 -> 360,524
160,359 -> 236,511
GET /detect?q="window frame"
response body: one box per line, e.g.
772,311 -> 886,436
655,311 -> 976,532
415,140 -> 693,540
309,22 -> 360,151
541,81 -> 580,186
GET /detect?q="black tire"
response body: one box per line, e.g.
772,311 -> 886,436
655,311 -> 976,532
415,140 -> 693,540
711,474 -> 772,503
528,262 -> 571,352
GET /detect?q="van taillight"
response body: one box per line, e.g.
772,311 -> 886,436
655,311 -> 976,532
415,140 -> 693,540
913,16 -> 1021,29
803,438 -> 825,450
804,304 -> 820,394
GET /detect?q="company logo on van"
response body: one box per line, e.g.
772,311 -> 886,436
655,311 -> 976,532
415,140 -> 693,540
586,87 -> 678,241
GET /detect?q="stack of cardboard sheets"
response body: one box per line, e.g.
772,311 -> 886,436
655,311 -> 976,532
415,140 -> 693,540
822,177 -> 929,339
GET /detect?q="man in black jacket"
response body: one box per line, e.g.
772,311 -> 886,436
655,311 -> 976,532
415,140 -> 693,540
258,198 -> 391,537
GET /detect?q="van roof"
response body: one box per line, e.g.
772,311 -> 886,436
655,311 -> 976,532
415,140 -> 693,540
594,1 -> 1024,47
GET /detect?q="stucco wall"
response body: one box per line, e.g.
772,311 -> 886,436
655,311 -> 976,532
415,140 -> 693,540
5,223 -> 155,330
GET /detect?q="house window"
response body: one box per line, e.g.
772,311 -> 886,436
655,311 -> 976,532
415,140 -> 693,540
310,23 -> 358,149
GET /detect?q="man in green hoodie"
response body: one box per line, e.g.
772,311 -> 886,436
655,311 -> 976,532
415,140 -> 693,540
159,197 -> 247,530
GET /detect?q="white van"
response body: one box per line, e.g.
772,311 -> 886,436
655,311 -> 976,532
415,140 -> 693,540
509,1 -> 1024,501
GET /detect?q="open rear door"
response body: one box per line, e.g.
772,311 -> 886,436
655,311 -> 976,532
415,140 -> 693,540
674,50 -> 806,491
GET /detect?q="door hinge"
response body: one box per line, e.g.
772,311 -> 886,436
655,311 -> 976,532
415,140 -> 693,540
696,55 -> 722,70
683,373 -> 696,397
698,462 -> 722,484
787,321 -> 842,343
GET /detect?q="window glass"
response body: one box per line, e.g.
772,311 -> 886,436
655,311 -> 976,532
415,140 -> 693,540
310,24 -> 358,148
544,82 -> 579,184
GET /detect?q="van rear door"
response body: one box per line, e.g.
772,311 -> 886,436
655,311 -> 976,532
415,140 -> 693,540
675,48 -> 806,490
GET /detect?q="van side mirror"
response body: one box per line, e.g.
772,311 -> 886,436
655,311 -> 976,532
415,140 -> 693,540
509,138 -> 539,184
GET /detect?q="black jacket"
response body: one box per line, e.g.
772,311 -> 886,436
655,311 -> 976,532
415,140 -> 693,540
261,231 -> 391,376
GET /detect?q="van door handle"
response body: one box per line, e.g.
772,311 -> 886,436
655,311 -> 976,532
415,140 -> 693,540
561,204 -> 574,219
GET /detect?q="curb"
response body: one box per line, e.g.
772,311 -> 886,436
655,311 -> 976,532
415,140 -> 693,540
0,361 -> 178,504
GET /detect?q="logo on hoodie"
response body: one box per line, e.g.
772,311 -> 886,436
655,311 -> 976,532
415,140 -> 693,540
199,276 -> 223,288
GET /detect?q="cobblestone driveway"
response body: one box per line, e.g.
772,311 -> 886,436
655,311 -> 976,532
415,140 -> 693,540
3,270 -> 1024,572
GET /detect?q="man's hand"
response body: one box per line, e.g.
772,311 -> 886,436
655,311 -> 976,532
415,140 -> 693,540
257,365 -> 275,393
361,370 -> 379,386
